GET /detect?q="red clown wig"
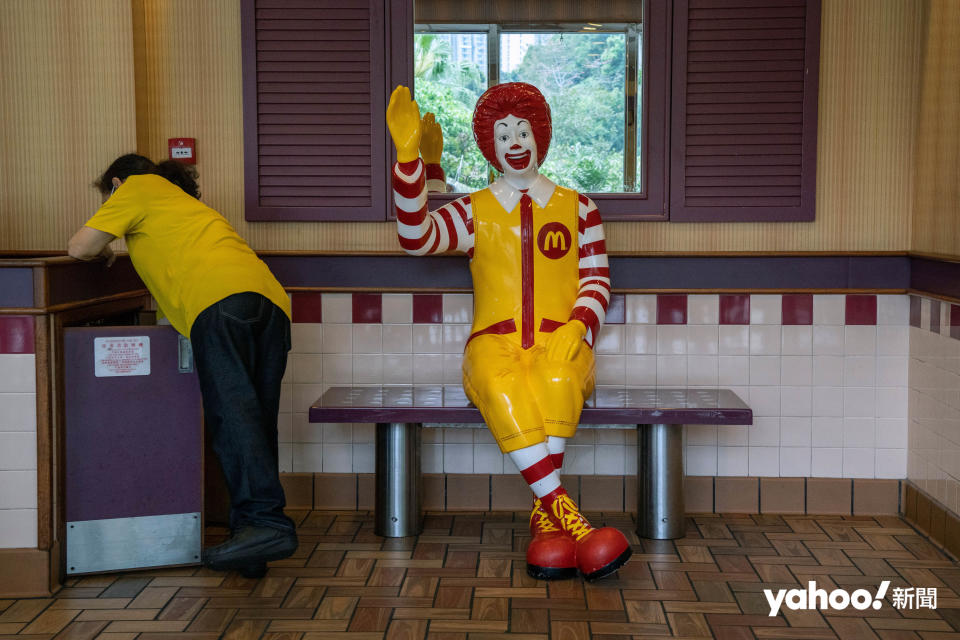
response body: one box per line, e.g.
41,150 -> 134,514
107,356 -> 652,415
472,82 -> 552,173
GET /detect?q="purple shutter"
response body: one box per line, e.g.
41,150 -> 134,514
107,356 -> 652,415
242,0 -> 400,221
670,0 -> 820,222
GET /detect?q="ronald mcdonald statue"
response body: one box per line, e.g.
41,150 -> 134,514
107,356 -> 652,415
387,83 -> 631,581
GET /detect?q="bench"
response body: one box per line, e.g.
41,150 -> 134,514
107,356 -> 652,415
309,385 -> 752,539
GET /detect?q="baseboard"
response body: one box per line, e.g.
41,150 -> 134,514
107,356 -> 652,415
0,548 -> 55,598
281,473 -> 902,516
902,481 -> 960,559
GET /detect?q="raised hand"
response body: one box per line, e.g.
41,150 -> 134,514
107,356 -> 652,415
420,113 -> 443,165
386,85 -> 422,163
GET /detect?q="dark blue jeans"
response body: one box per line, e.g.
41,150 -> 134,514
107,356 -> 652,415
190,292 -> 294,533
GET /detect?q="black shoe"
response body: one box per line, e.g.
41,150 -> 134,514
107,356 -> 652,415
239,563 -> 267,579
203,526 -> 298,571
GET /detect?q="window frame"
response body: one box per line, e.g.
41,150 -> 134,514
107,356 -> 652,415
416,0 -> 670,221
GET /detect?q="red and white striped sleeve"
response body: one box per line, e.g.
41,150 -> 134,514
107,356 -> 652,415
394,159 -> 474,257
569,194 -> 610,348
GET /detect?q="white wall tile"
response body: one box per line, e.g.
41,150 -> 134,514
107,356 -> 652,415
625,294 -> 657,324
596,325 -> 624,354
656,356 -> 687,386
442,294 -> 473,324
876,356 -> 908,387
321,324 -> 353,354
750,386 -> 780,417
320,293 -> 352,323
443,325 -> 471,353
322,423 -> 353,444
595,429 -> 626,445
877,295 -> 908,326
812,448 -> 842,477
382,294 -> 413,324
843,357 -> 876,387
597,355 -> 626,385
688,356 -> 719,386
750,326 -> 781,355
843,418 -> 875,448
0,394 -> 36,431
292,443 -> 324,472
443,427 -> 473,444
412,354 -> 444,383
877,419 -> 908,449
780,447 -> 811,477
0,433 -> 36,471
749,417 -> 780,446
279,383 -> 293,413
565,444 -> 595,474
658,326 -> 688,355
291,323 -> 323,354
843,448 -> 875,478
718,356 -> 749,386
625,355 -> 657,386
813,326 -> 844,355
0,509 -> 37,548
278,443 -> 293,473
750,356 -> 781,386
781,417 -> 812,447
595,445 -> 626,475
293,383 -> 325,413
278,413 -> 293,444
323,443 -> 353,473
814,295 -> 845,325
443,354 -> 464,384
845,326 -> 877,356
353,423 -> 375,443
812,356 -> 844,386
749,447 -> 780,476
382,325 -> 412,353
781,356 -> 812,386
0,355 -> 35,393
780,386 -> 812,417
625,325 -> 657,354
843,388 -> 875,418
353,325 -> 382,354
686,445 -> 718,475
422,444 -> 443,473
812,417 -> 844,447
875,449 -> 906,478
718,425 -> 748,447
687,326 -> 719,355
750,295 -> 782,325
876,387 -> 908,419
353,355 -> 383,384
291,354 -> 323,384
0,470 -> 37,510
688,295 -> 719,325
717,446 -> 748,476
443,444 -> 474,473
353,443 -> 375,473
383,354 -> 413,384
719,326 -> 749,356
412,325 -> 443,353
686,424 -> 718,446
781,326 -> 813,356
474,444 -> 503,474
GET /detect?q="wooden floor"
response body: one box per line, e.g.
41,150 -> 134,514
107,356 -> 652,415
3,510 -> 960,640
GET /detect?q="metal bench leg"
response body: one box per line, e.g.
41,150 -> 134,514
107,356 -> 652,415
375,422 -> 422,537
637,423 -> 685,539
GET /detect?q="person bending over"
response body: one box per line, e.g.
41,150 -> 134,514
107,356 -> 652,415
387,84 -> 631,581
68,153 -> 297,578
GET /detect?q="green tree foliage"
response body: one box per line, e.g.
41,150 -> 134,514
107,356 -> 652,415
414,32 -> 628,193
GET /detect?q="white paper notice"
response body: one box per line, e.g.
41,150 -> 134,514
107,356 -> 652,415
94,336 -> 151,377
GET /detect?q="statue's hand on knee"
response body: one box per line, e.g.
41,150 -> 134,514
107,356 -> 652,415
545,320 -> 587,362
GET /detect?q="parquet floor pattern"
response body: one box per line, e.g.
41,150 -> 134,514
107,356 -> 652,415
4,511 -> 960,640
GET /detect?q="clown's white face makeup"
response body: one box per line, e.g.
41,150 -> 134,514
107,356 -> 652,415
494,114 -> 539,188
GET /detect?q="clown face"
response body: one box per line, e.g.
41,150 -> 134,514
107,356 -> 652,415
494,114 -> 539,177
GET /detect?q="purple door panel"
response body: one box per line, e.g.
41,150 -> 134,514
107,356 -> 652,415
64,326 -> 202,523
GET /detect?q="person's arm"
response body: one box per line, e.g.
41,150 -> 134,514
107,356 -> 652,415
67,227 -> 117,266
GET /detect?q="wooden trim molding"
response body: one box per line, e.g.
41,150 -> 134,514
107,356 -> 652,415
0,548 -> 55,598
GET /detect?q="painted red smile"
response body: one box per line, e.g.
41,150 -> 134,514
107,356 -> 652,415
505,150 -> 532,170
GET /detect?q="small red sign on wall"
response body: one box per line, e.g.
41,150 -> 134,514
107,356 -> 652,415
168,138 -> 196,164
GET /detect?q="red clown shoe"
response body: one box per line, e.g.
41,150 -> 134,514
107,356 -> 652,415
547,491 -> 632,581
526,498 -> 578,580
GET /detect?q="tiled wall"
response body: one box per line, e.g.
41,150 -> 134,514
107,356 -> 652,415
284,293 -> 911,481
0,316 -> 38,549
908,295 -> 960,515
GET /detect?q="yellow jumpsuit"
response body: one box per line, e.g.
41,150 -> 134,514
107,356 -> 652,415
462,185 -> 595,453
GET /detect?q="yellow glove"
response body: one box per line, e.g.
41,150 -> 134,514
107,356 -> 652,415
545,320 -> 587,362
420,112 -> 443,165
386,85 -> 421,163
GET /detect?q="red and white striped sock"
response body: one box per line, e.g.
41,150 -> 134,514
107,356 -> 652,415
546,436 -> 566,471
509,442 -> 567,508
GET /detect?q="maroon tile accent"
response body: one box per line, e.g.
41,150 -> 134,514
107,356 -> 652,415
781,294 -> 813,325
352,293 -> 382,324
930,299 -> 941,334
0,316 -> 35,354
952,305 -> 960,340
413,294 -> 443,324
910,295 -> 922,328
605,294 -> 625,324
291,292 -> 322,323
656,294 -> 687,325
844,294 -> 877,325
718,294 -> 750,325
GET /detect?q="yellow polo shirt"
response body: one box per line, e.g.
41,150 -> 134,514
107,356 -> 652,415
84,174 -> 291,337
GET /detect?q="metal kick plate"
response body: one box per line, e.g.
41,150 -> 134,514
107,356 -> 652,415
66,512 -> 201,574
